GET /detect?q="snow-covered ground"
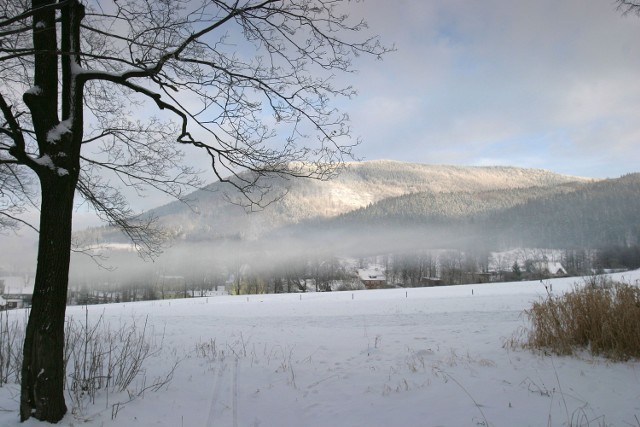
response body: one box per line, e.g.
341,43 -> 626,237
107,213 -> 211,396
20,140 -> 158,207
2,271 -> 640,427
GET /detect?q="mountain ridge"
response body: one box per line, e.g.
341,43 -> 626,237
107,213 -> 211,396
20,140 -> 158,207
283,172 -> 640,253
70,163 -> 640,281
143,160 -> 593,241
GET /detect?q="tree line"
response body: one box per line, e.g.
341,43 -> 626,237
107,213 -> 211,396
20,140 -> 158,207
63,244 -> 640,304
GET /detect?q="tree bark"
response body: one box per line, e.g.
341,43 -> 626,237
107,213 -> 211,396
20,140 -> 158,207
20,175 -> 77,422
18,1 -> 82,421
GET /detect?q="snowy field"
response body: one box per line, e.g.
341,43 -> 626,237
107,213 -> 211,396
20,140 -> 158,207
2,271 -> 640,427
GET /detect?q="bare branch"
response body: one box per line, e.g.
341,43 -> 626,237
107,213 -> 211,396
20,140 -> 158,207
1,2 -> 389,419
70,0 -> 389,209
0,91 -> 28,160
0,209 -> 37,232
1,0 -> 389,243
617,0 -> 640,15
0,0 -> 68,30
76,174 -> 166,260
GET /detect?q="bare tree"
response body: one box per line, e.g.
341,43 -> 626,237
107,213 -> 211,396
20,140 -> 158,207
0,0 -> 389,421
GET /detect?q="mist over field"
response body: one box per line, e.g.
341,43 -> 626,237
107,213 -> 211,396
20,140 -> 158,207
53,161 -> 640,297
3,161 -> 639,297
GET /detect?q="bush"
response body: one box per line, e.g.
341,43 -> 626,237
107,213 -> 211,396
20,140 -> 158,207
525,281 -> 640,360
0,308 -> 177,418
0,309 -> 25,386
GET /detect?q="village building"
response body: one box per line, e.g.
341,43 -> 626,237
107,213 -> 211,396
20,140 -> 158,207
0,275 -> 34,309
533,261 -> 568,278
420,277 -> 444,287
357,267 -> 387,289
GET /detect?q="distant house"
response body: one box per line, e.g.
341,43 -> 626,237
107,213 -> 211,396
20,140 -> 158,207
464,272 -> 494,284
420,277 -> 443,287
357,268 -> 387,289
534,261 -> 568,278
0,276 -> 34,309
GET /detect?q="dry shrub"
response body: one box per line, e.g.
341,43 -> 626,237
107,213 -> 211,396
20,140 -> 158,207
0,308 -> 177,418
525,281 -> 640,360
0,310 -> 25,386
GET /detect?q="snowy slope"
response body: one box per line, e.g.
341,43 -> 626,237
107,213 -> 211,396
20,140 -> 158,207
2,270 -> 639,427
77,160 -> 590,243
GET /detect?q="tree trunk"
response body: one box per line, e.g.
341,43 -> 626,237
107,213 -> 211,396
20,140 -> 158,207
20,176 -> 76,422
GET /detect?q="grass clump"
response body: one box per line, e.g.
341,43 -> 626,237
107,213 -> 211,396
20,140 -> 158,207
525,280 -> 640,360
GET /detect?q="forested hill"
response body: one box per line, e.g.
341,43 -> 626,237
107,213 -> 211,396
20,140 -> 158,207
484,173 -> 640,248
80,160 -> 587,243
294,173 -> 640,251
76,161 -> 593,247
330,182 -> 583,224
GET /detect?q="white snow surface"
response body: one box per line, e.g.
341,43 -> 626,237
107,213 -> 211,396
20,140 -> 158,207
46,119 -> 72,143
2,271 -> 640,426
24,86 -> 42,96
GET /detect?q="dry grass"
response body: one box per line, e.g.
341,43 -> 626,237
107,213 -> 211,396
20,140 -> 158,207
0,309 -> 25,386
0,308 -> 177,418
525,280 -> 640,360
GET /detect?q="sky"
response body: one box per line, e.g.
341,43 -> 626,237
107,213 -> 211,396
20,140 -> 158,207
338,0 -> 640,179
141,0 -> 640,197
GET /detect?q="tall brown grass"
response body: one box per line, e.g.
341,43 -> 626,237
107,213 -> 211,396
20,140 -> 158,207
525,280 -> 640,360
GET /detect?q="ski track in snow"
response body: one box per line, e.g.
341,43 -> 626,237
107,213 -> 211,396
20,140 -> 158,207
206,359 -> 227,427
206,357 -> 239,427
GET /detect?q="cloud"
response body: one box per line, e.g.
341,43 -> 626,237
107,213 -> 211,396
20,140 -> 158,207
343,0 -> 640,177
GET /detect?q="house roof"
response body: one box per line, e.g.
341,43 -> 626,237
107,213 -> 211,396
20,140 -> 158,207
357,268 -> 386,281
534,261 -> 567,275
